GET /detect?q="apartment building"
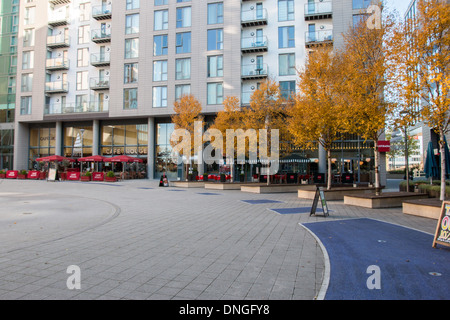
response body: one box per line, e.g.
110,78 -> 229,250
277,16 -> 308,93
12,0 -> 385,183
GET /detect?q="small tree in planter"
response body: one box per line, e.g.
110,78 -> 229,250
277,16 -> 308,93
105,171 -> 116,182
203,173 -> 208,182
18,170 -> 27,179
81,171 -> 92,181
0,170 -> 5,178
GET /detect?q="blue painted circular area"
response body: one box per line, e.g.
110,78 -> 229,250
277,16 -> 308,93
303,218 -> 450,300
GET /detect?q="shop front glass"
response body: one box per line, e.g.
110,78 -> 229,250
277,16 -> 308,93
155,123 -> 177,180
29,126 -> 56,170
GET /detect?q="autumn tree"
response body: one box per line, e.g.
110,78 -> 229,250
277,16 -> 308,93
339,7 -> 396,194
288,45 -> 344,190
242,78 -> 290,184
389,0 -> 449,200
170,94 -> 203,180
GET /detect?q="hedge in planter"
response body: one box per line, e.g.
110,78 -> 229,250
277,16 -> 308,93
105,171 -> 117,182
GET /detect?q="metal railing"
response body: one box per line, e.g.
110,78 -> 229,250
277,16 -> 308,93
241,36 -> 268,50
304,2 -> 332,16
44,101 -> 109,115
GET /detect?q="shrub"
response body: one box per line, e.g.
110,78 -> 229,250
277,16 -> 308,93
106,171 -> 115,178
83,171 -> 92,177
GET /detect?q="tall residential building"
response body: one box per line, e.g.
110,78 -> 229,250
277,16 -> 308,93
12,0 -> 385,184
0,0 -> 18,170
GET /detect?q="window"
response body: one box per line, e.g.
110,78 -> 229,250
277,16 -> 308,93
20,96 -> 32,115
207,29 -> 223,51
155,0 -> 168,5
177,0 -> 190,2
124,88 -> 138,109
175,58 -> 191,80
352,0 -> 371,9
154,10 -> 168,30
208,3 -> 223,25
24,6 -> 35,25
278,26 -> 295,48
126,13 -> 139,34
207,55 -> 223,78
279,81 -> 296,99
278,0 -> 294,21
79,2 -> 91,21
353,14 -> 367,27
126,0 -> 139,10
78,25 -> 90,44
23,28 -> 35,47
77,48 -> 89,67
154,35 -> 168,56
176,32 -> 191,54
76,71 -> 89,90
153,86 -> 167,108
124,63 -> 139,83
153,60 -> 167,81
176,7 -> 191,28
21,73 -> 33,92
22,51 -> 34,69
207,83 -> 223,105
125,38 -> 139,59
175,84 -> 190,101
75,94 -> 88,109
279,53 -> 295,76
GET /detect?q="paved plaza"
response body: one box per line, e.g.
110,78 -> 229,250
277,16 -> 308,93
0,178 -> 443,300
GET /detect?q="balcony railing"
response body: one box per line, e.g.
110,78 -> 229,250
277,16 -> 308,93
47,34 -> 70,48
48,11 -> 69,26
241,9 -> 268,27
305,30 -> 333,47
241,63 -> 268,79
90,52 -> 110,66
49,0 -> 71,5
46,57 -> 70,70
304,2 -> 332,20
89,78 -> 110,90
91,29 -> 111,43
92,4 -> 112,20
241,36 -> 268,53
45,81 -> 69,93
44,101 -> 109,115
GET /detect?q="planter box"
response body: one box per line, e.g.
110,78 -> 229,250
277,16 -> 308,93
0,174 -> 5,179
18,174 -> 27,179
80,175 -> 91,182
40,171 -> 47,180
105,176 -> 117,182
344,192 -> 428,208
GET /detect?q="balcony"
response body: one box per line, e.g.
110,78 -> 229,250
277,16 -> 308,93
47,34 -> 70,48
304,2 -> 332,21
241,36 -> 268,53
89,78 -> 110,90
92,4 -> 112,20
46,57 -> 70,71
241,64 -> 268,80
45,81 -> 68,94
91,29 -> 111,43
44,101 -> 109,115
49,0 -> 71,5
241,9 -> 268,27
305,30 -> 333,47
48,12 -> 69,27
90,52 -> 110,67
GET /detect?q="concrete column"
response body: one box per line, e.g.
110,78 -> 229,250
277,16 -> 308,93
13,122 -> 29,170
93,119 -> 100,155
147,117 -> 155,179
55,121 -> 62,156
318,143 -> 326,174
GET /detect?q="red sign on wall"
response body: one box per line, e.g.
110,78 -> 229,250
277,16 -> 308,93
378,140 -> 391,153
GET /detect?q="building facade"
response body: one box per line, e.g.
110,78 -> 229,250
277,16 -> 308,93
0,0 -> 18,170
11,0 -> 385,184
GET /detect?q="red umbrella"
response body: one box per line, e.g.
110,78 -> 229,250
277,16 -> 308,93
78,155 -> 105,162
36,155 -> 75,162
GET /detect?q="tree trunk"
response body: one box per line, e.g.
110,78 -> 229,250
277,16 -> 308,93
374,142 -> 381,196
439,129 -> 446,201
327,148 -> 332,190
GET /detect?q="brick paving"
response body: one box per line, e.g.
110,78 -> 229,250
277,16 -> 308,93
0,178 -> 438,300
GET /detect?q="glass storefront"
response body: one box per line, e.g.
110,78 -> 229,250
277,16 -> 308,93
64,125 -> 93,158
0,129 -> 14,170
29,126 -> 56,169
101,124 -> 148,158
155,122 -> 177,180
